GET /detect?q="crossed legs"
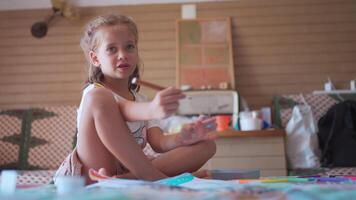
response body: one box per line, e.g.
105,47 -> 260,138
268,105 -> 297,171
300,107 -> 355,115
99,140 -> 216,179
151,140 -> 216,177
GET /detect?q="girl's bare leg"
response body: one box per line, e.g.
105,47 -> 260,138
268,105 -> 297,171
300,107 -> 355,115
192,169 -> 212,179
151,140 -> 216,176
97,140 -> 216,180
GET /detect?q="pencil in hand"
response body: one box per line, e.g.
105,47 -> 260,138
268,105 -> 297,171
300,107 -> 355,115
131,77 -> 165,91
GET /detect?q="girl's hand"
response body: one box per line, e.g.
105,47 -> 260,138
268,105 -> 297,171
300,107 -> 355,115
192,169 -> 212,179
90,168 -> 136,181
149,87 -> 185,119
177,116 -> 218,146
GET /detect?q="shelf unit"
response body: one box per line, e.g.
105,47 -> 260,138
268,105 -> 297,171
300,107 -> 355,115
203,129 -> 287,177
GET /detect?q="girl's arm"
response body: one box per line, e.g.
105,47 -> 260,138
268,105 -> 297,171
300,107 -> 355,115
147,117 -> 218,153
86,88 -> 166,180
118,87 -> 185,122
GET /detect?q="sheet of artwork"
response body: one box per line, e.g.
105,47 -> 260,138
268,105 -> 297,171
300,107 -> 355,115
6,173 -> 356,200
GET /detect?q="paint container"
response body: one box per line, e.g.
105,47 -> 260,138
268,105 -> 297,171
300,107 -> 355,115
239,111 -> 262,131
260,107 -> 272,128
56,176 -> 85,195
216,115 -> 231,132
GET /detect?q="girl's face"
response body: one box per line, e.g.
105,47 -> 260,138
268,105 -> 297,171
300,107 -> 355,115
90,24 -> 138,81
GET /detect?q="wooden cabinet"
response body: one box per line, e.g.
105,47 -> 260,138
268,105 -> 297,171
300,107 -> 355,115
203,129 -> 287,177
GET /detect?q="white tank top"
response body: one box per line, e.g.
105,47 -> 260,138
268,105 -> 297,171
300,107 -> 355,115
76,83 -> 160,148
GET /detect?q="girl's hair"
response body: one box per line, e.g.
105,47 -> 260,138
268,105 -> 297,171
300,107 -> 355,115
80,13 -> 140,92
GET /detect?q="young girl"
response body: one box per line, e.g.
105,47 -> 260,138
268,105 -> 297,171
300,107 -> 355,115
54,13 -> 217,184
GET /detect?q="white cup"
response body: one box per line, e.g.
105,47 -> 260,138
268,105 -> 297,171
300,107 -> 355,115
0,170 -> 17,195
240,118 -> 262,131
55,176 -> 85,195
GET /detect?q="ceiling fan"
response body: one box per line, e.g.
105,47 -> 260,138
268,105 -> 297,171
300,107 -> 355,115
31,0 -> 80,38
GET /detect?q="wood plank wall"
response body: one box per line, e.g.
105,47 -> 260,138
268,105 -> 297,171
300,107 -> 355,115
0,0 -> 355,109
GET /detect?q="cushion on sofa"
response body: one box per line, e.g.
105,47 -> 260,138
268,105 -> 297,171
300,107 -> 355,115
16,170 -> 56,185
0,106 -> 77,171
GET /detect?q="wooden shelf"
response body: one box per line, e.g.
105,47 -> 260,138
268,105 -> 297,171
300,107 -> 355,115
312,90 -> 356,95
215,129 -> 285,138
205,128 -> 287,176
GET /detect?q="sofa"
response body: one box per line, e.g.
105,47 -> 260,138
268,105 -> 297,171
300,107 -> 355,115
0,106 -> 77,185
273,92 -> 356,176
0,105 -> 160,186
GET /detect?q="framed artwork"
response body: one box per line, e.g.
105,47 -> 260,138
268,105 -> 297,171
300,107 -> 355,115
176,17 -> 235,90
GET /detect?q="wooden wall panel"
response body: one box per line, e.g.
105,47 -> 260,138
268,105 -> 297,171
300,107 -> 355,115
0,0 -> 356,110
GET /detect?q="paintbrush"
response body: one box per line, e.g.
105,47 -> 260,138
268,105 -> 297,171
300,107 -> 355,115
131,77 -> 165,91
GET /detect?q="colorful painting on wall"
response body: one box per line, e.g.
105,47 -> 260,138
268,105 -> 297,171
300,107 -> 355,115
176,18 -> 235,90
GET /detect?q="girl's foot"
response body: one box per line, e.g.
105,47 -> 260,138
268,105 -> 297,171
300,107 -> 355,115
192,169 -> 212,179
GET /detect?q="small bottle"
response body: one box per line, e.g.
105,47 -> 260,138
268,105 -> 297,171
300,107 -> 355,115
252,111 -> 263,130
251,111 -> 259,118
351,80 -> 356,91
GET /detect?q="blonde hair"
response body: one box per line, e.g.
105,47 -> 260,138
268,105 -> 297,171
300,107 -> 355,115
80,13 -> 140,92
